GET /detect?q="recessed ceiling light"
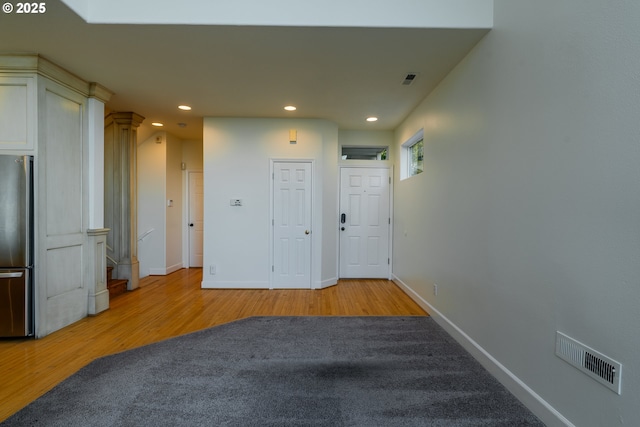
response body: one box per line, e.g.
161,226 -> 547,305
284,106 -> 297,111
178,105 -> 192,111
366,117 -> 378,122
151,122 -> 164,127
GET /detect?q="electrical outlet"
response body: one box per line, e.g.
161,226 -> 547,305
210,265 -> 216,275
433,283 -> 438,296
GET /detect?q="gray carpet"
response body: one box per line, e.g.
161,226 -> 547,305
3,317 -> 544,426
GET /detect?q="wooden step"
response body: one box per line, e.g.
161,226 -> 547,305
107,278 -> 128,298
107,266 -> 127,298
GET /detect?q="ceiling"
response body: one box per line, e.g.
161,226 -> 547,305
0,0 -> 490,141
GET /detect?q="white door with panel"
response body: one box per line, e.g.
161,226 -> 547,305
339,167 -> 391,278
272,162 -> 312,288
188,171 -> 204,267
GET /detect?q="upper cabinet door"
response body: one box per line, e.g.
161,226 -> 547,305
0,76 -> 36,151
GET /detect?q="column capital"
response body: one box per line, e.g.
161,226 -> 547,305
105,112 -> 145,128
88,83 -> 113,103
87,228 -> 110,237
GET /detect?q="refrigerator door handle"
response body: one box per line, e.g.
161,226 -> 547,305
0,272 -> 24,279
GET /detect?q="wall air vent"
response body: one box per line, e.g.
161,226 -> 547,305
555,332 -> 622,394
402,73 -> 418,86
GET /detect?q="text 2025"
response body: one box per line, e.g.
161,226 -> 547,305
16,2 -> 46,13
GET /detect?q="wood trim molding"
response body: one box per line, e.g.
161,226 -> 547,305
87,228 -> 110,236
0,54 -> 113,102
88,83 -> 113,103
106,112 -> 145,128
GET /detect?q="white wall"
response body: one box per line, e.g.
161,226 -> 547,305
392,1 -> 640,426
137,132 -> 166,278
182,139 -> 203,170
338,129 -> 392,149
202,118 -> 338,289
165,133 -> 183,272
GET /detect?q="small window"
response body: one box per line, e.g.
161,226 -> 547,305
341,146 -> 388,160
401,129 -> 424,179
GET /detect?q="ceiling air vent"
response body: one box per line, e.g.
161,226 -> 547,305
555,332 -> 622,394
402,73 -> 418,86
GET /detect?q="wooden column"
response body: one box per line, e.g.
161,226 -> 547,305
104,112 -> 144,291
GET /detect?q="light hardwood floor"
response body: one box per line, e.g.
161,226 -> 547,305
0,269 -> 426,421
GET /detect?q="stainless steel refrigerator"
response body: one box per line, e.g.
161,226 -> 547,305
0,155 -> 34,337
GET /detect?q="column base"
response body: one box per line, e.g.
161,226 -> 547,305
87,228 -> 110,315
119,260 -> 140,291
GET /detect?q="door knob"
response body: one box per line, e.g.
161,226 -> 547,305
341,227 -> 345,231
189,223 -> 194,227
305,230 -> 310,235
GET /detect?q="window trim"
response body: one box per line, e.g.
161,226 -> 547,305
400,128 -> 424,180
341,145 -> 388,161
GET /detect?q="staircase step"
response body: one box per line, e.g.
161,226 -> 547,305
107,278 -> 128,298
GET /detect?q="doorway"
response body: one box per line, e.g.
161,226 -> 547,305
271,161 -> 312,288
339,167 -> 391,278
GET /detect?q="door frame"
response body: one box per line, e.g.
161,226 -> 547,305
269,159 -> 315,289
338,165 -> 394,279
182,169 -> 203,269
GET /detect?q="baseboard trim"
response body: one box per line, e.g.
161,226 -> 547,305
166,263 -> 183,275
148,263 -> 184,276
391,274 -> 574,427
201,279 -> 335,290
316,277 -> 338,289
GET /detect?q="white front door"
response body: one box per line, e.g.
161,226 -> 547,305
272,162 -> 312,288
188,171 -> 204,267
339,167 -> 390,278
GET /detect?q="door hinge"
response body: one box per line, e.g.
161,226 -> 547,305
272,219 -> 274,226
388,258 -> 390,265
272,265 -> 274,272
388,217 -> 391,224
389,177 -> 391,184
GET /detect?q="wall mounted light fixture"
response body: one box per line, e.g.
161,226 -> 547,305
289,129 -> 297,144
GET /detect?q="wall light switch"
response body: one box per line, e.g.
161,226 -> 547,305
167,199 -> 173,207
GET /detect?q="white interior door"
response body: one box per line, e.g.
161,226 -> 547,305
188,171 -> 203,267
339,167 -> 390,278
272,162 -> 312,288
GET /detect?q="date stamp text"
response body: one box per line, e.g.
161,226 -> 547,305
3,2 -> 47,14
